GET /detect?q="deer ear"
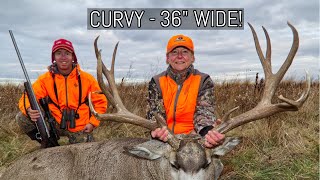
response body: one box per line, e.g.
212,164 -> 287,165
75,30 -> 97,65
124,139 -> 172,160
211,137 -> 241,156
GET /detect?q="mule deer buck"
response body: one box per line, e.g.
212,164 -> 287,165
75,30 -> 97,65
1,22 -> 310,180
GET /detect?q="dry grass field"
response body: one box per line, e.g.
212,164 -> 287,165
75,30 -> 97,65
0,79 -> 318,179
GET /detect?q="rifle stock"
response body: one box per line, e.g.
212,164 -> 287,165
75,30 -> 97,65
24,82 -> 51,148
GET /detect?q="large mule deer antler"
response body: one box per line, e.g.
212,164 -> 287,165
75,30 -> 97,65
89,37 -> 180,149
89,22 -> 310,147
215,22 -> 311,134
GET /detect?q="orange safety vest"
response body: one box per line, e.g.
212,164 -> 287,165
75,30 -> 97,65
18,64 -> 107,132
153,70 -> 208,134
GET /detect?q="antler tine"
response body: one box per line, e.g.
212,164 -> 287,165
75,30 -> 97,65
278,71 -> 311,108
276,21 -> 299,82
98,43 -> 118,97
101,62 -> 113,95
262,26 -> 272,68
215,22 -> 310,134
104,42 -> 125,110
94,36 -> 125,110
90,37 -> 165,133
99,42 -> 119,95
110,42 -> 119,78
215,106 -> 239,133
94,36 -> 116,106
221,106 -> 239,122
248,23 -> 272,77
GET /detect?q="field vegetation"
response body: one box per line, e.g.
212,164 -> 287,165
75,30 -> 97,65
0,78 -> 318,179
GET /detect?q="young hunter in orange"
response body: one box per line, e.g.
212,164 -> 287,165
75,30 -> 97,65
17,38 -> 107,144
18,64 -> 107,132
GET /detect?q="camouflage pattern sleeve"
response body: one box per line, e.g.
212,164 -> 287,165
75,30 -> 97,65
194,76 -> 216,134
146,78 -> 167,121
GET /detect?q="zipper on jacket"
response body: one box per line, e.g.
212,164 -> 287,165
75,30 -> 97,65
172,84 -> 183,134
65,77 -> 68,107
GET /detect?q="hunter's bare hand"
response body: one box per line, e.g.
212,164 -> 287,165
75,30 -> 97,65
83,123 -> 94,133
214,118 -> 222,126
151,127 -> 169,142
204,130 -> 225,148
27,107 -> 40,122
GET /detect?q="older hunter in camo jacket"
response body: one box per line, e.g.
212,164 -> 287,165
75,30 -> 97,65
146,34 -> 224,149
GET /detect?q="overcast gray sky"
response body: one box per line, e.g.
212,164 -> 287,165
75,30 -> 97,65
0,0 -> 318,83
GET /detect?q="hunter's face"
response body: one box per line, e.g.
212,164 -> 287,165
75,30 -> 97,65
166,47 -> 194,72
54,49 -> 74,75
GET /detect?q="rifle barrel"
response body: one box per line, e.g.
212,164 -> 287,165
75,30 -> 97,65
9,30 -> 50,141
9,30 -> 32,85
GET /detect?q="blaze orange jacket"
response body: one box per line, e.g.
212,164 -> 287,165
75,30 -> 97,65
152,69 -> 209,134
18,64 -> 107,132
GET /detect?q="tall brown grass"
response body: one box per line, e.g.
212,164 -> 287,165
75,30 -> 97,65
0,79 -> 318,179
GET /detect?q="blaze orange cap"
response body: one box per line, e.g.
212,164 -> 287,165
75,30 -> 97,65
166,34 -> 194,53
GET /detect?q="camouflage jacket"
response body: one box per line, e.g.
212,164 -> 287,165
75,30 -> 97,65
146,65 -> 217,135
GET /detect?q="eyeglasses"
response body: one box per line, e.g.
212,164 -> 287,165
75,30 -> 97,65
168,49 -> 192,57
